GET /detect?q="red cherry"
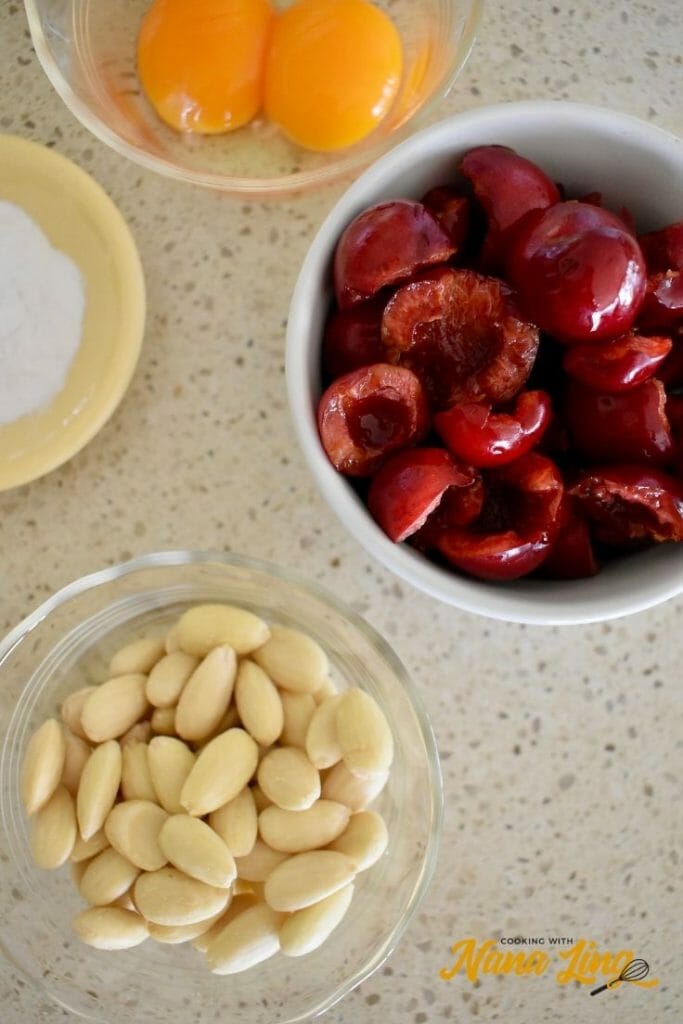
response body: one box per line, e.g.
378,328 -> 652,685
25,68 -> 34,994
435,452 -> 565,580
658,331 -> 683,388
367,448 -> 479,543
410,476 -> 486,552
434,390 -> 551,468
420,187 -> 472,253
381,266 -> 539,410
562,332 -> 672,393
322,297 -> 386,381
541,505 -> 598,580
637,271 -> 683,332
507,201 -> 647,343
317,364 -> 429,478
460,144 -> 560,270
639,220 -> 683,273
563,377 -> 673,464
570,465 -> 683,546
334,200 -> 455,309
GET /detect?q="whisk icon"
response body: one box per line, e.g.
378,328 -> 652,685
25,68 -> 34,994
590,958 -> 650,995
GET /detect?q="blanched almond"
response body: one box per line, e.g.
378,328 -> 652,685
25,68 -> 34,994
159,815 -> 236,888
279,883 -> 354,957
195,704 -> 241,749
148,737 -> 195,815
250,784 -> 272,812
70,828 -> 109,863
213,703 -> 240,734
71,859 -> 89,888
252,626 -> 328,693
305,695 -> 344,769
209,787 -> 258,858
259,801 -> 350,854
180,729 -> 258,817
146,651 -> 198,708
313,677 -> 339,704
257,747 -> 320,811
79,847 -> 140,906
279,692 -> 316,748
120,721 -> 153,747
81,674 -> 149,743
191,894 -> 257,952
150,706 -> 176,736
110,637 -> 165,676
175,645 -> 236,742
134,867 -> 230,926
264,851 -> 356,912
336,688 -> 394,777
234,660 -> 284,747
121,742 -> 156,802
327,811 -> 388,871
164,624 -> 181,654
61,687 -> 96,740
29,785 -> 76,869
73,907 -> 149,950
206,902 -> 282,975
104,800 -> 168,871
234,839 -> 288,882
20,719 -> 66,816
114,889 -> 137,912
60,731 -> 91,797
177,604 -> 270,658
321,761 -> 388,811
148,907 -> 227,945
76,740 -> 122,840
233,878 -> 257,896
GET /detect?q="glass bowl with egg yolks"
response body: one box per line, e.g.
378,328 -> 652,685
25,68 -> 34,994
24,0 -> 482,195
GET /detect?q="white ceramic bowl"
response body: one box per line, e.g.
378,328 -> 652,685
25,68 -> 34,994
286,100 -> 683,625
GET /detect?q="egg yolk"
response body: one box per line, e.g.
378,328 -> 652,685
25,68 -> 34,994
137,0 -> 274,135
264,0 -> 403,152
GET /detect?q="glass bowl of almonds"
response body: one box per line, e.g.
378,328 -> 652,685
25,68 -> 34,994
0,550 -> 441,1023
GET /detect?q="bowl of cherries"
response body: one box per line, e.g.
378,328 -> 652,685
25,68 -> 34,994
286,101 -> 683,624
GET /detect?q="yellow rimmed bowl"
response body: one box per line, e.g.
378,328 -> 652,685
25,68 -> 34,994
0,133 -> 145,491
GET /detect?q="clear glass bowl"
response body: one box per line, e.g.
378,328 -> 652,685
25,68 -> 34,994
23,0 -> 482,196
0,550 -> 442,1023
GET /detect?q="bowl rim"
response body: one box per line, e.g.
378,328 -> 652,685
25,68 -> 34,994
0,548 -> 444,1023
22,0 -> 483,197
0,131 -> 146,490
285,100 -> 683,625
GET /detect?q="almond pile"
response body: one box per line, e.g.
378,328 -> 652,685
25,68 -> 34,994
19,604 -> 393,973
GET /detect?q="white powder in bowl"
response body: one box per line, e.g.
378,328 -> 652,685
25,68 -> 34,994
0,200 -> 85,426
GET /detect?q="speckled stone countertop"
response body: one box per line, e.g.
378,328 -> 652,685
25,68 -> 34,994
1,1 -> 681,1022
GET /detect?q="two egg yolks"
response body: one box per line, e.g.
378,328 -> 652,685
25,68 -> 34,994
137,0 -> 403,151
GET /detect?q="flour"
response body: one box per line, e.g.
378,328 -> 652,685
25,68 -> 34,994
0,200 -> 85,427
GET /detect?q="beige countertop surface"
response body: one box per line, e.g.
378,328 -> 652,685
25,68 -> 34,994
1,1 -> 681,1021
